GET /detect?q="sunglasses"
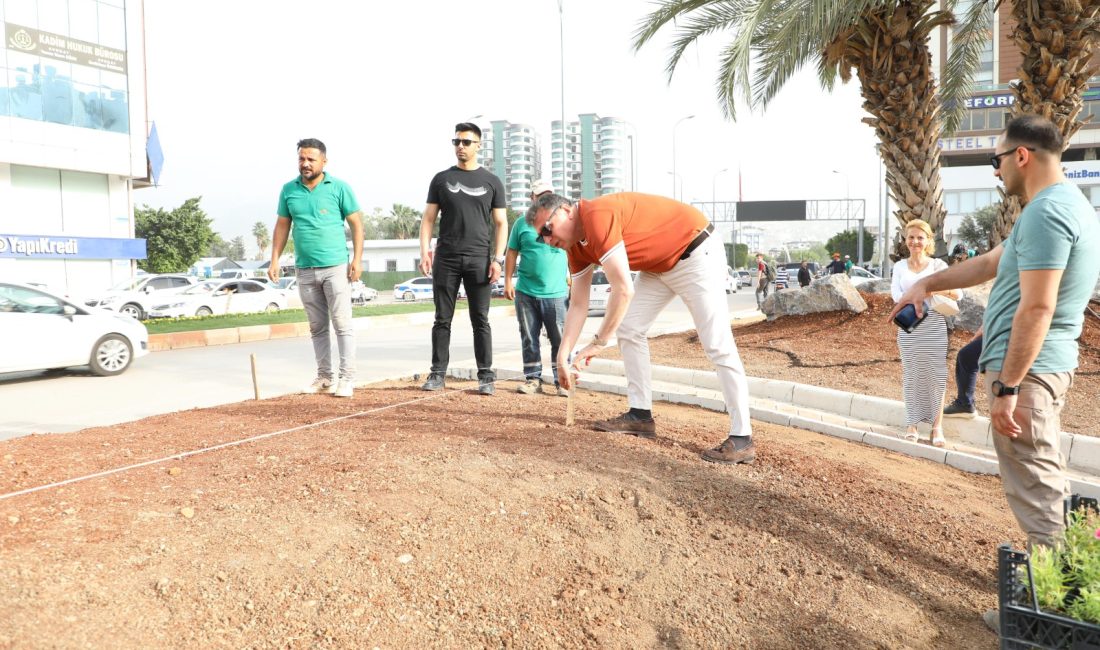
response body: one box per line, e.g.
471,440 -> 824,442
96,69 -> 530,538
990,146 -> 1035,170
539,208 -> 561,239
452,138 -> 479,147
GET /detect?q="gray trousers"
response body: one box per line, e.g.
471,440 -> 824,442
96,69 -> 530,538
298,264 -> 355,381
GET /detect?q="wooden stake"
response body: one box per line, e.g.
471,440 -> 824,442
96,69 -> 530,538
250,353 -> 260,400
566,388 -> 575,426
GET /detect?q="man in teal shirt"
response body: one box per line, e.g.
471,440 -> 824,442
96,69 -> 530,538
268,138 -> 364,398
505,179 -> 569,395
892,114 -> 1100,550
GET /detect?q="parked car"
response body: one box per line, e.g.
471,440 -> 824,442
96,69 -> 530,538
146,279 -> 288,318
725,266 -> 739,294
736,270 -> 752,288
350,281 -> 377,305
217,270 -> 254,280
275,277 -> 298,291
0,281 -> 149,376
393,276 -> 434,301
84,274 -> 198,320
847,265 -> 882,288
587,269 -> 637,314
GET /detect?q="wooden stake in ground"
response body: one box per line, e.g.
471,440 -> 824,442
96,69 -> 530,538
250,354 -> 260,400
565,388 -> 575,426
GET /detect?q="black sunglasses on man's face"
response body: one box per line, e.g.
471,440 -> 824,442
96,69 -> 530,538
452,138 -> 479,147
990,146 -> 1035,170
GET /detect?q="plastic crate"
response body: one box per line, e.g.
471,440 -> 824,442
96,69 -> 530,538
997,495 -> 1100,649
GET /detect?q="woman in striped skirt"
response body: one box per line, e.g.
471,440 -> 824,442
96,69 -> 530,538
890,219 -> 962,447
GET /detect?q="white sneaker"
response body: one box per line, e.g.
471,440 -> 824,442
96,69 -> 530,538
333,379 -> 354,398
303,377 -> 334,394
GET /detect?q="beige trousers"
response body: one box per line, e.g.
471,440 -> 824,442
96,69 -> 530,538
983,370 -> 1073,549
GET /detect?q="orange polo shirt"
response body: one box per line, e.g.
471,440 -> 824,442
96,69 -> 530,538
568,193 -> 709,276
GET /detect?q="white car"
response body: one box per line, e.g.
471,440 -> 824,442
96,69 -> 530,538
84,274 -> 198,320
146,279 -> 288,318
848,265 -> 882,288
725,266 -> 739,294
587,269 -> 637,314
350,281 -> 378,305
0,281 -> 149,376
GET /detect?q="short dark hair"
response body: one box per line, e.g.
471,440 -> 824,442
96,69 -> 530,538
525,192 -> 570,226
297,138 -> 326,155
454,122 -> 482,139
1003,114 -> 1063,156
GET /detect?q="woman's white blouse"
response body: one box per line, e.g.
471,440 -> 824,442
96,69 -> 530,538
891,257 -> 949,302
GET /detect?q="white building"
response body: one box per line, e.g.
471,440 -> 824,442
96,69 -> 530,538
480,120 -> 542,212
0,0 -> 151,297
550,113 -> 632,201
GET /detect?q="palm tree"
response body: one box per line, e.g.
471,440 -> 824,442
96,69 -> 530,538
252,221 -> 271,260
943,1 -> 1100,247
635,0 -> 985,259
387,204 -> 422,240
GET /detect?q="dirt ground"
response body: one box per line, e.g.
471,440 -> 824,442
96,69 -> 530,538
3,294 -> 1097,649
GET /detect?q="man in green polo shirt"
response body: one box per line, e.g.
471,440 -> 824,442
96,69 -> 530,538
505,179 -> 569,396
268,138 -> 364,398
891,114 -> 1100,551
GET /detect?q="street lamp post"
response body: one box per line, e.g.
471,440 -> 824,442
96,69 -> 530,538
666,172 -> 682,202
712,167 -> 729,222
672,114 -> 694,200
558,0 -> 566,198
831,168 -> 854,262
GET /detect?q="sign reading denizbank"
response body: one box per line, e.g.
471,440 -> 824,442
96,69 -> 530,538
6,23 -> 127,73
0,235 -> 145,260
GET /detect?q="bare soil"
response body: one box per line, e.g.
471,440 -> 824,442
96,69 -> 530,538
4,295 -> 1097,648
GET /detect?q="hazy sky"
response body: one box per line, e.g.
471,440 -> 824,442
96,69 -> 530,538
140,0 -> 884,254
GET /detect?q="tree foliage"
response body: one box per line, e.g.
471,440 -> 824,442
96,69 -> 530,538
252,221 -> 270,260
956,204 -> 998,251
825,228 -> 875,263
135,197 -> 213,273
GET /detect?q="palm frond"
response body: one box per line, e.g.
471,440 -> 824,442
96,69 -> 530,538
940,0 -> 994,135
632,0 -> 732,52
656,1 -> 757,81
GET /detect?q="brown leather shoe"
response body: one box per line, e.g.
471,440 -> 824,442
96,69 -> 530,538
701,437 -> 755,464
593,412 -> 656,439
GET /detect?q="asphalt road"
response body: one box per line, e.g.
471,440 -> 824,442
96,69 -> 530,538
0,291 -> 759,440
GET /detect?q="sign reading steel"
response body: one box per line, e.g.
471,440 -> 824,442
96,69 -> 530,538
736,200 -> 807,222
6,23 -> 127,74
0,234 -> 145,259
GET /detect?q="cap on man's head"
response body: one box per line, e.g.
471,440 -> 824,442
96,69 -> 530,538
844,255 -> 850,259
832,252 -> 840,258
530,178 -> 554,197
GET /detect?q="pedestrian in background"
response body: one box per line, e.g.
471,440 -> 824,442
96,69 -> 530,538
797,260 -> 812,288
754,253 -> 769,308
827,252 -> 846,275
505,179 -> 568,396
418,122 -> 507,395
268,138 -> 363,398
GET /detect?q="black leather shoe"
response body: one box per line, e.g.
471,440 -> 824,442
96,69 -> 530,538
478,381 -> 495,396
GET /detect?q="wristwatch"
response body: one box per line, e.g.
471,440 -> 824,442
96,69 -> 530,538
991,380 -> 1020,397
493,255 -> 505,266
592,333 -> 609,348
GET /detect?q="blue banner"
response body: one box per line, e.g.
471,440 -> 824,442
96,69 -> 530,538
0,234 -> 145,259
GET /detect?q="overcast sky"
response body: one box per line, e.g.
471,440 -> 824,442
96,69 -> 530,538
140,0 -> 884,254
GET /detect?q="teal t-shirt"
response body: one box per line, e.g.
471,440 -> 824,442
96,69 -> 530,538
980,181 -> 1100,372
276,173 -> 361,268
506,218 -> 568,298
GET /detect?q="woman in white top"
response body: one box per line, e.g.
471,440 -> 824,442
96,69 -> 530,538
890,219 -> 962,446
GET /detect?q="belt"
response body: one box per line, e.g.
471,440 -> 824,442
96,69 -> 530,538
679,223 -> 714,260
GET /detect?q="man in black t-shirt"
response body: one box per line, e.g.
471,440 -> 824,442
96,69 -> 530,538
418,122 -> 508,394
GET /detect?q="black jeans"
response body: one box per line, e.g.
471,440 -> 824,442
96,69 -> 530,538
431,253 -> 493,380
954,335 -> 983,407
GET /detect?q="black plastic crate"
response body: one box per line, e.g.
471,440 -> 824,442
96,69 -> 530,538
998,544 -> 1100,649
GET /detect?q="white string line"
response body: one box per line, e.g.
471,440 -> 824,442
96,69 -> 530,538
0,381 -> 514,503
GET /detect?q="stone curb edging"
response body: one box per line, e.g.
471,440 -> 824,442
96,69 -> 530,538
147,305 -> 518,351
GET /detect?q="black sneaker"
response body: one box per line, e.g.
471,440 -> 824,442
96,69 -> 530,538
421,372 -> 445,391
478,381 -> 495,396
943,401 -> 977,419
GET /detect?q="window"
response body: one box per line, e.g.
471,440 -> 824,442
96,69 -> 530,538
386,260 -> 397,272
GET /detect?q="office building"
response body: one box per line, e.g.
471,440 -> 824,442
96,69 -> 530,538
0,0 -> 151,296
480,120 -> 542,212
550,113 -> 632,201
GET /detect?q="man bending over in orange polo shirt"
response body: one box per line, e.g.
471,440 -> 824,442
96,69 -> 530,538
525,192 -> 755,464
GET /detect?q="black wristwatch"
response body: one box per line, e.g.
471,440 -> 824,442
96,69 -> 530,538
493,255 -> 505,266
992,380 -> 1020,397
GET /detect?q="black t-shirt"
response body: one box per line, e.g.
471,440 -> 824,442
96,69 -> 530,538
426,166 -> 506,256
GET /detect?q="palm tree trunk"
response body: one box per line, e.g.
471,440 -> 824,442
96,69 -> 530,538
993,0 -> 1100,246
841,0 -> 947,260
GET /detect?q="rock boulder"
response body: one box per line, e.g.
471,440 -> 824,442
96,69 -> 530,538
762,273 -> 867,320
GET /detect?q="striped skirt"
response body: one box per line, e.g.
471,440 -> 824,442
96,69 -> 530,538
896,310 -> 949,426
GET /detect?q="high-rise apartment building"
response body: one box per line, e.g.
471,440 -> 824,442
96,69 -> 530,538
932,2 -> 1100,245
480,120 -> 542,212
550,113 -> 632,201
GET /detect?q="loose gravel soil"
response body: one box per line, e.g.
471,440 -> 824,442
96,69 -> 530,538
5,293 -> 1097,648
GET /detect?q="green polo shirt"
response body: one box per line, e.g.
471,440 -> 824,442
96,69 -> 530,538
276,173 -> 360,268
980,181 -> 1100,373
507,218 -> 568,298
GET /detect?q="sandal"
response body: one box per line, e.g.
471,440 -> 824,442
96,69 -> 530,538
931,428 -> 946,448
900,427 -> 919,443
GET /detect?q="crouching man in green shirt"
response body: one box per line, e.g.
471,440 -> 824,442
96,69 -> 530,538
269,138 -> 364,398
892,115 -> 1100,550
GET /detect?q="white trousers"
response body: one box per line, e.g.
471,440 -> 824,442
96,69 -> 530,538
617,236 -> 752,437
